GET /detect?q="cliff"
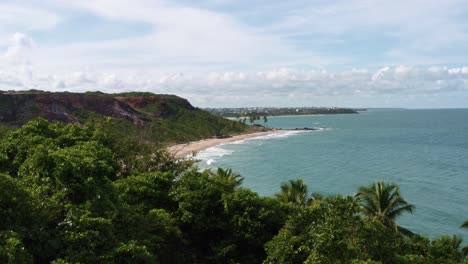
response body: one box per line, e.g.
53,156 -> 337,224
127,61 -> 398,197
0,91 -> 246,142
0,91 -> 196,127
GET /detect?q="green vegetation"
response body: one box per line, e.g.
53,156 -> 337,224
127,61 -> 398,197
356,182 -> 415,236
0,119 -> 467,263
0,91 -> 249,144
275,179 -> 311,206
462,221 -> 468,256
93,107 -> 248,144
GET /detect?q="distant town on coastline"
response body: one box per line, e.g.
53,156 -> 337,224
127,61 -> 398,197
205,107 -> 366,117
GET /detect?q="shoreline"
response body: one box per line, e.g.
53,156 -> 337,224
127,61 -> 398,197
226,113 -> 359,119
168,129 -> 292,158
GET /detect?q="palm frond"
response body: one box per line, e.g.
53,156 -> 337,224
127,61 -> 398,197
461,220 -> 468,228
356,181 -> 415,234
275,179 -> 310,206
397,225 -> 414,237
462,246 -> 468,257
387,203 -> 415,219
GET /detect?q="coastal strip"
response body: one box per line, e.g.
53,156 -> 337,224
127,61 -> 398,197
168,130 -> 288,158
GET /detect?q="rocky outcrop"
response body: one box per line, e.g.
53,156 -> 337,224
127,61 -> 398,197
0,91 -> 196,127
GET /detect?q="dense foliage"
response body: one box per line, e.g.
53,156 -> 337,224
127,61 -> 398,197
0,119 -> 467,263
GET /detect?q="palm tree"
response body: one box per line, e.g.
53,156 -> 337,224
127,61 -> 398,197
449,235 -> 464,251
213,168 -> 244,189
435,235 -> 465,260
355,181 -> 415,235
461,221 -> 468,256
308,192 -> 328,207
275,179 -> 310,206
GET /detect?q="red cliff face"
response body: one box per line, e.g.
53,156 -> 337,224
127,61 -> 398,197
115,96 -> 194,118
0,92 -> 195,127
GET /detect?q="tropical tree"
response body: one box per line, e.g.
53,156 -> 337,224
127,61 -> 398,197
308,192 -> 325,206
265,196 -> 366,264
355,181 -> 415,235
248,115 -> 254,124
430,235 -> 465,262
213,168 -> 244,189
275,179 -> 311,206
461,221 -> 468,256
248,114 -> 261,124
462,221 -> 468,228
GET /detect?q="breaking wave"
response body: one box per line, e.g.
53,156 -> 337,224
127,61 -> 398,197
195,130 -> 312,166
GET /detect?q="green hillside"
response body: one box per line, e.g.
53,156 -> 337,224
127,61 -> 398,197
0,90 -> 247,144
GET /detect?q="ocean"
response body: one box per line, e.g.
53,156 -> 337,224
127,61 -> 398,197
196,109 -> 468,241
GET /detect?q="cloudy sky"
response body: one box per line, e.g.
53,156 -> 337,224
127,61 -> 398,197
1,0 -> 468,108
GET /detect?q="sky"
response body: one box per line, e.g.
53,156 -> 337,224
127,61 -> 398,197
1,0 -> 468,108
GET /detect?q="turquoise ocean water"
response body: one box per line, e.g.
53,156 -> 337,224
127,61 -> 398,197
196,109 -> 468,240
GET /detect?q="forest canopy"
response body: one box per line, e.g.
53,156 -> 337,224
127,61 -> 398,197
0,118 -> 467,263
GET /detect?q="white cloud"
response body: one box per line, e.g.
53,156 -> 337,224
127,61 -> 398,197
269,0 -> 468,64
2,32 -> 35,65
371,67 -> 390,81
1,64 -> 467,108
0,3 -> 62,32
448,67 -> 468,75
2,0 -> 468,71
0,1 -> 467,108
38,0 -> 304,68
0,32 -> 36,90
26,0 -> 338,72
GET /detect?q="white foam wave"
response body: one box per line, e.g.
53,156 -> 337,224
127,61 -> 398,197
229,139 -> 247,145
251,130 -> 308,140
196,145 -> 233,159
196,145 -> 234,166
195,130 -> 312,165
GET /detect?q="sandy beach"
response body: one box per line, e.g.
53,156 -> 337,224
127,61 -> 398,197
168,130 -> 285,158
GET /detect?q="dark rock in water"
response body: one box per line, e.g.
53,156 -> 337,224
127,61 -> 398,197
293,127 -> 319,131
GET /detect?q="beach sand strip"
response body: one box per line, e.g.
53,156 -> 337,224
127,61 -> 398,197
168,130 -> 284,158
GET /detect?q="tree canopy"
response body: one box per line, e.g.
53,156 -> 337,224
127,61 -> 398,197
356,181 -> 415,235
0,119 -> 467,263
